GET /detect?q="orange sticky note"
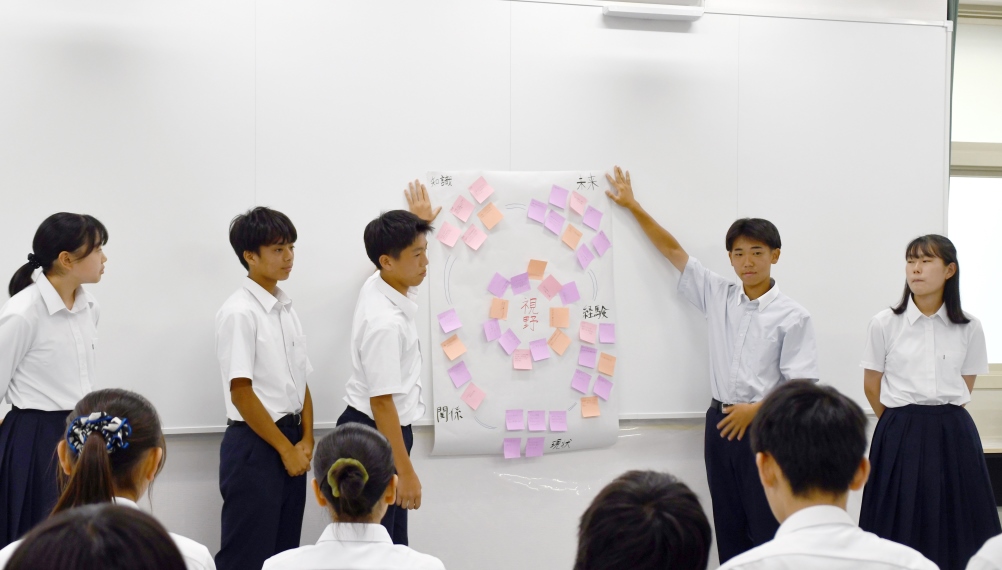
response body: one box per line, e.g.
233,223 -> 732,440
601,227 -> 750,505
581,396 -> 601,418
527,259 -> 547,280
561,224 -> 583,249
547,329 -> 572,356
441,335 -> 467,361
477,202 -> 504,230
490,297 -> 509,319
598,352 -> 617,376
549,307 -> 570,328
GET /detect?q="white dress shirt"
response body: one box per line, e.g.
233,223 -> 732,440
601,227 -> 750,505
262,523 -> 445,570
677,257 -> 820,403
215,278 -> 312,422
861,296 -> 989,407
0,275 -> 99,411
0,497 -> 216,570
719,505 -> 937,570
343,272 -> 425,425
968,533 -> 1002,570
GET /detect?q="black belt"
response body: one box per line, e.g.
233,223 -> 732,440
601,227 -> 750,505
227,413 -> 302,427
710,398 -> 747,413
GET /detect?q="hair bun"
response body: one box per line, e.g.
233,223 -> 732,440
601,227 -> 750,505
327,458 -> 369,499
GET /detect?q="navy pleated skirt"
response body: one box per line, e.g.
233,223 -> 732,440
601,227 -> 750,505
0,407 -> 67,547
859,404 -> 1002,570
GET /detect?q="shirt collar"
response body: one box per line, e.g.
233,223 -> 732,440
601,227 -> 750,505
317,523 -> 393,545
243,277 -> 291,313
111,497 -> 140,510
36,274 -> 94,315
905,295 -> 949,325
372,273 -> 418,320
775,505 -> 855,537
740,279 -> 780,312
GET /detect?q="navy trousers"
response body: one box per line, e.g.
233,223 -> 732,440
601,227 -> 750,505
704,405 -> 779,563
337,406 -> 414,546
215,422 -> 306,570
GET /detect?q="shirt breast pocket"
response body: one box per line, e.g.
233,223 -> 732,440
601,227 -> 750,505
937,350 -> 965,380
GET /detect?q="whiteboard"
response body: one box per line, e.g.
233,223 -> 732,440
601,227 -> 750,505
0,1 -> 951,430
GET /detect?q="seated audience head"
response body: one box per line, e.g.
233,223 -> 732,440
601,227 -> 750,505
312,423 -> 397,523
574,470 -> 712,570
6,504 -> 185,570
363,210 -> 432,288
749,380 -> 869,522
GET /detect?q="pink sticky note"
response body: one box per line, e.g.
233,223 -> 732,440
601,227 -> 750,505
549,185 -> 569,209
579,346 -> 598,368
528,410 -> 546,432
559,281 -> 580,305
513,349 -> 533,370
510,272 -> 531,295
544,210 -> 565,235
583,206 -> 604,230
499,329 -> 521,355
577,245 -> 595,269
506,409 -> 525,431
592,231 -> 612,256
437,309 -> 462,333
448,361 -> 472,388
483,319 -> 502,342
538,275 -> 563,300
437,222 -> 461,247
549,411 -> 568,432
594,375 -> 613,400
580,321 -> 598,344
487,273 -> 509,297
461,382 -> 486,410
599,323 -> 616,344
529,338 -> 551,362
527,199 -> 547,223
503,437 -> 521,459
571,370 -> 591,393
526,437 -> 544,458
469,176 -> 495,204
570,191 -> 588,215
450,195 -> 475,223
462,225 -> 487,250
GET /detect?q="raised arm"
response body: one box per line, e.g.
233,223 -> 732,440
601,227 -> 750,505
605,166 -> 689,272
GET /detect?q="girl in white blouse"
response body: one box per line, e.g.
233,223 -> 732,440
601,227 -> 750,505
859,235 -> 1000,570
0,213 -> 107,546
263,423 -> 445,570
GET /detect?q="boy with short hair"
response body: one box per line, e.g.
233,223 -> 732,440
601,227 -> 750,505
606,166 -> 820,562
719,380 -> 937,569
215,206 -> 314,570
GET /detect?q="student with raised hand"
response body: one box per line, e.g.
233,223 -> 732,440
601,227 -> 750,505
263,423 -> 445,570
718,380 -> 936,570
605,166 -> 819,563
0,213 -> 107,546
337,180 -> 438,546
0,388 -> 215,570
215,207 -> 314,570
859,235 -> 1000,570
574,470 -> 712,570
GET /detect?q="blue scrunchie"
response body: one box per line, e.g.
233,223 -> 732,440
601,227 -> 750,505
66,412 -> 132,455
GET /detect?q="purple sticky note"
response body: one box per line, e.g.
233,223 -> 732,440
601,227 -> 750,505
544,210 -> 565,235
592,231 -> 612,257
571,370 -> 591,394
594,375 -> 614,400
577,245 -> 595,269
499,329 -> 521,355
527,199 -> 547,223
528,410 -> 546,432
483,319 -> 502,342
599,323 -> 616,344
559,281 -> 580,305
437,309 -> 462,333
526,437 -> 545,458
549,411 -> 568,432
506,409 -> 525,431
529,338 -> 551,362
579,346 -> 598,368
448,361 -> 472,388
504,438 -> 521,459
583,206 -> 604,230
511,272 -> 531,295
487,273 -> 509,297
549,185 -> 569,209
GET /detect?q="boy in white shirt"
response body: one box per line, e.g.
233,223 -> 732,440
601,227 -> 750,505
719,381 -> 937,570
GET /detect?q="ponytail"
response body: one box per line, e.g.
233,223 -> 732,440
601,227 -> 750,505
314,424 -> 395,522
9,213 -> 108,298
52,432 -> 116,513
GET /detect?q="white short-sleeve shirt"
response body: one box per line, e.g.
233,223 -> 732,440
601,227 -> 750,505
677,257 -> 821,403
0,275 -> 99,411
215,278 -> 312,422
860,296 -> 988,407
262,523 -> 445,570
343,272 -> 425,425
967,533 -> 1002,570
719,505 -> 937,570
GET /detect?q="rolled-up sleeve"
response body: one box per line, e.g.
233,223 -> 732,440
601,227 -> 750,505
359,324 -> 404,397
216,309 -> 256,385
677,257 -> 732,315
779,315 -> 820,381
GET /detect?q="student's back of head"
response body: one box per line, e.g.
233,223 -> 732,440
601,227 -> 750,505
313,422 -> 397,522
575,470 -> 712,570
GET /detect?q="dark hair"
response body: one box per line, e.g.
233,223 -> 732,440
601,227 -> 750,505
228,207 -> 297,270
750,381 -> 867,497
574,470 -> 711,570
363,210 -> 432,270
891,234 -> 970,324
313,423 -> 395,521
7,504 -> 185,570
9,213 -> 108,297
53,389 -> 166,514
725,218 -> 781,252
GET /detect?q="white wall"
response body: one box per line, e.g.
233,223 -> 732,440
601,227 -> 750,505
953,21 -> 1002,143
